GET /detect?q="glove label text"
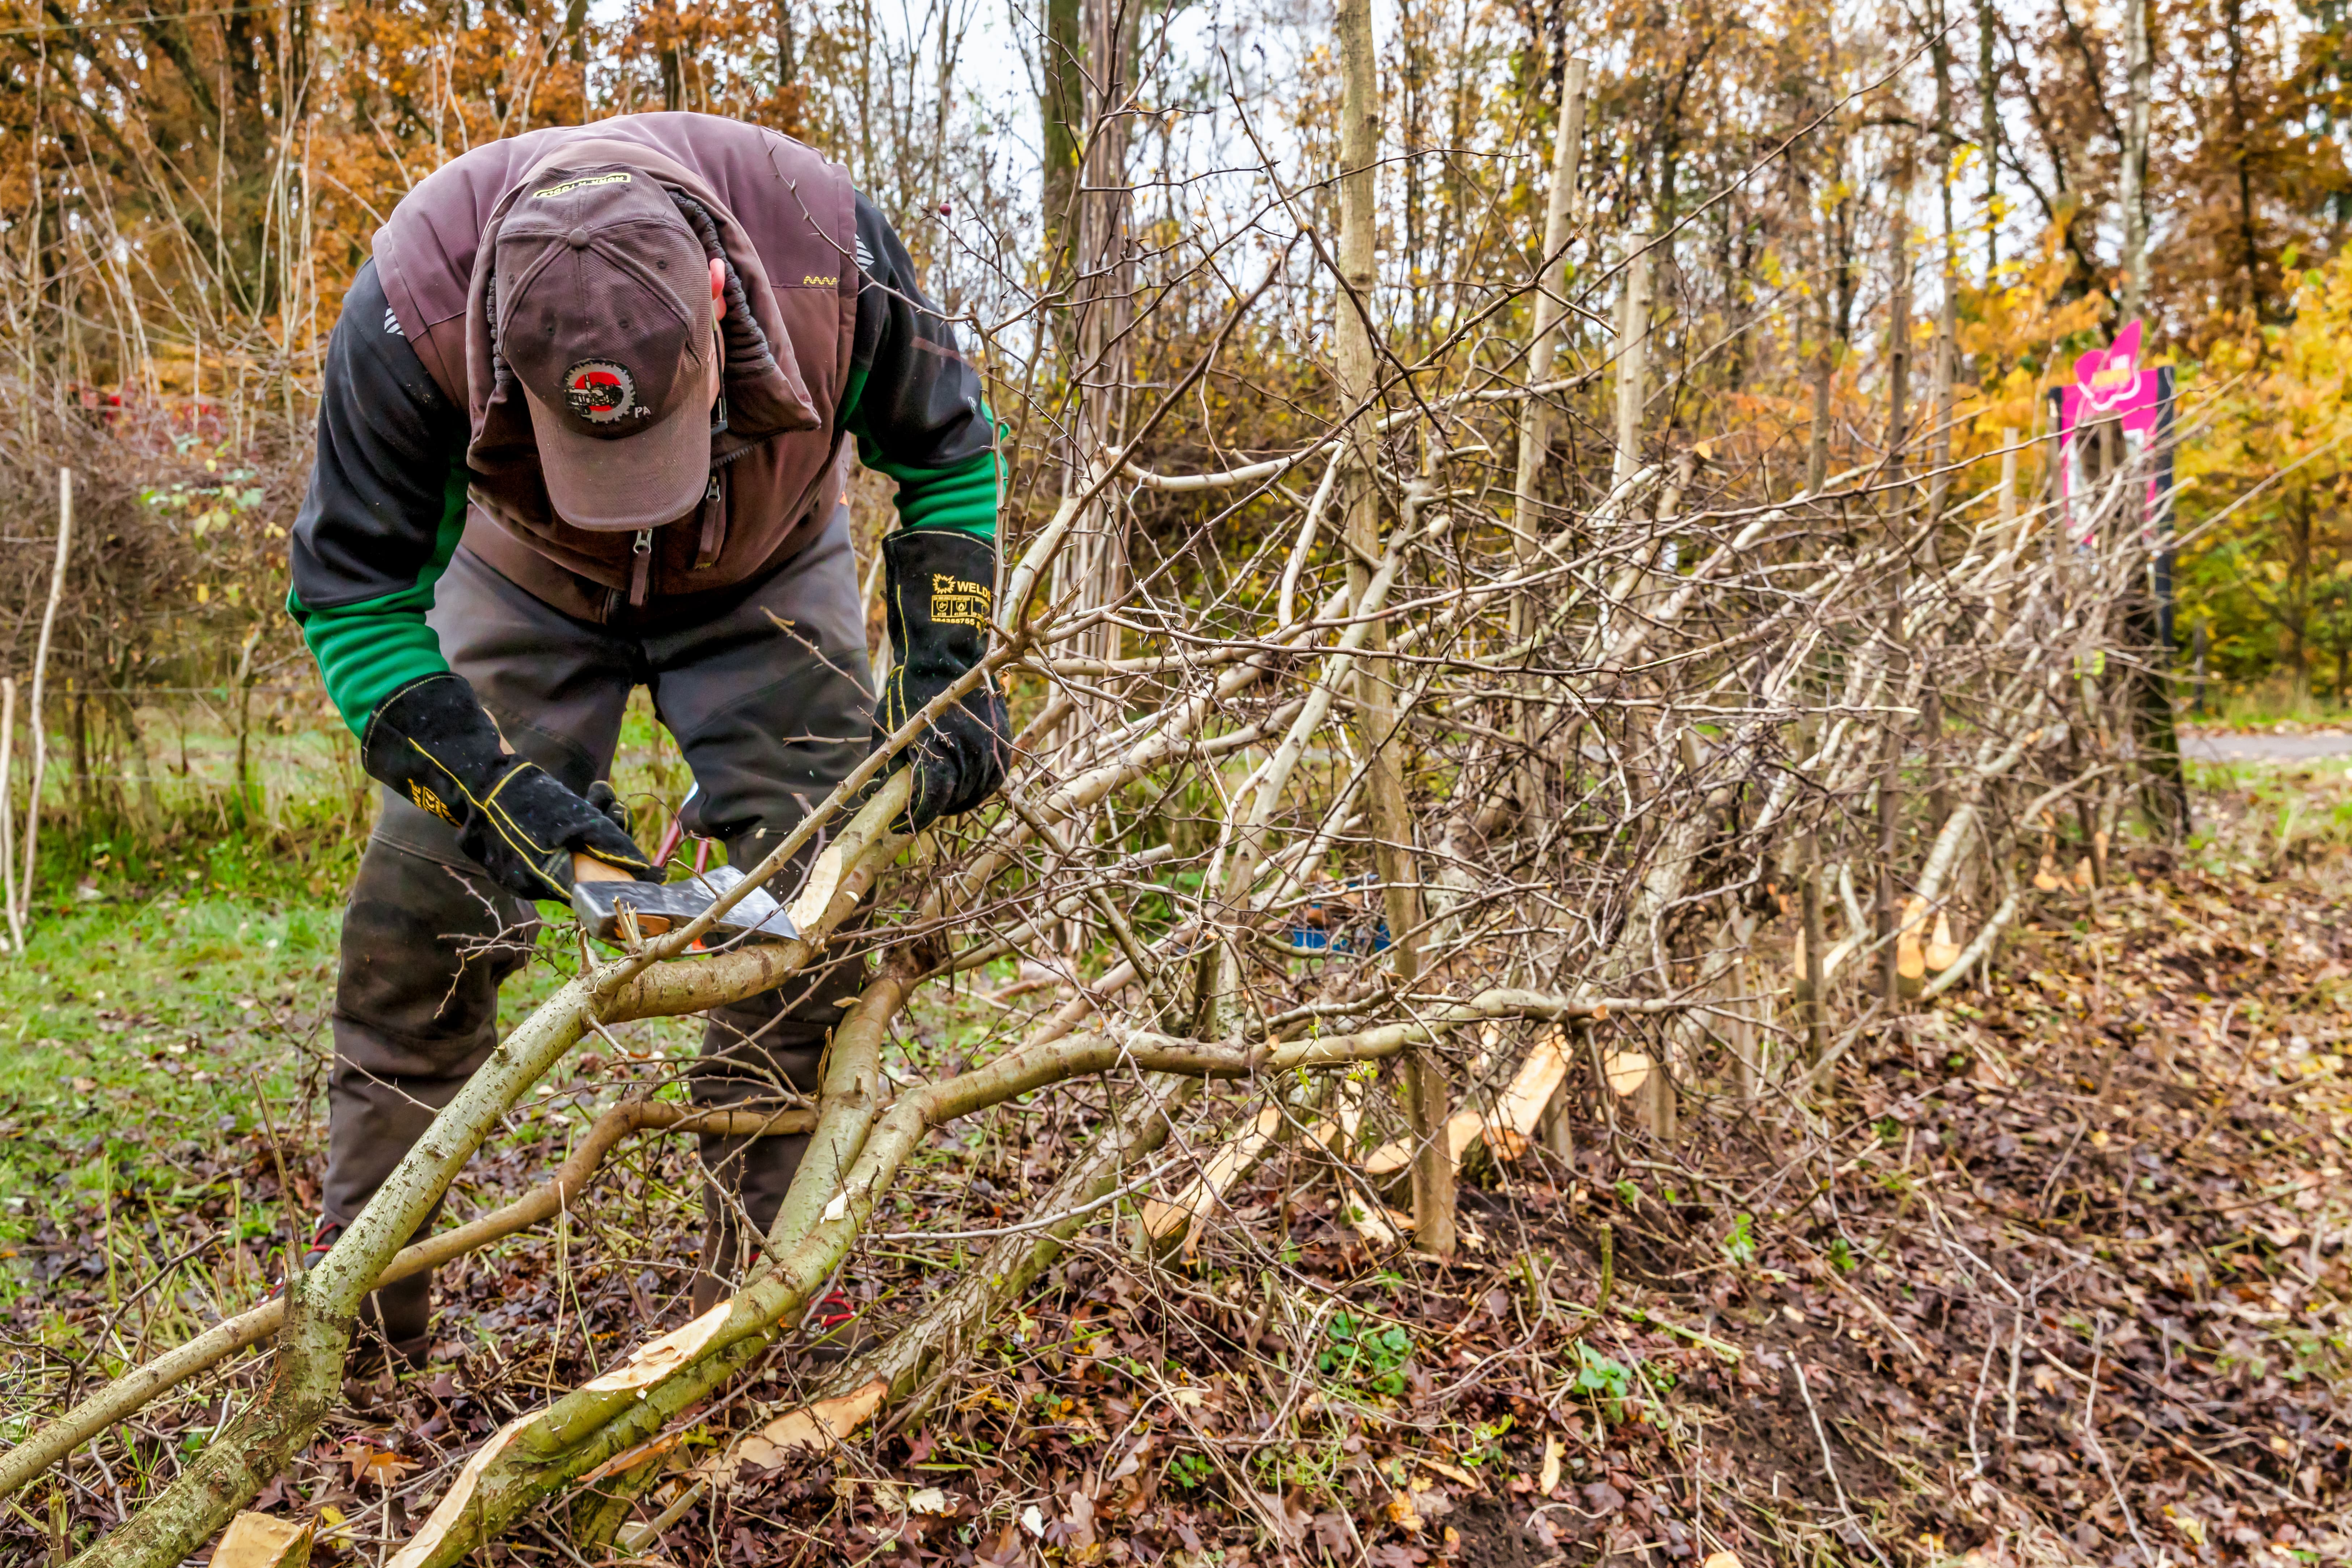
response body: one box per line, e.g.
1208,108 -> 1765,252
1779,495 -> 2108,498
929,573 -> 991,628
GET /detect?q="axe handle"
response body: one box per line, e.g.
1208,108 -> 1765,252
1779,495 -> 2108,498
574,853 -> 638,884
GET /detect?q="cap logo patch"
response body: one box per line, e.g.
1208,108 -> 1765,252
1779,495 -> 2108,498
535,170 -> 632,199
563,359 -> 641,424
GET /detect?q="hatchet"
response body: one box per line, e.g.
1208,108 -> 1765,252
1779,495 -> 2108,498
570,853 -> 798,946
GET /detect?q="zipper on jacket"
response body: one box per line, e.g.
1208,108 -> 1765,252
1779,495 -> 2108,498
695,473 -> 726,571
629,527 -> 653,607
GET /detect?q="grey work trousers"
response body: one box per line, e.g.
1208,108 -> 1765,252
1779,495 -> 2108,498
324,507 -> 873,1354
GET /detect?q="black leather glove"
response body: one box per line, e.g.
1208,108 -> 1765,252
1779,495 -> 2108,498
363,673 -> 659,901
875,528 -> 1009,830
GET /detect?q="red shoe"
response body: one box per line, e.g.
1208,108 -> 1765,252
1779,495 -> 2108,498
806,1287 -> 857,1332
800,1286 -> 871,1363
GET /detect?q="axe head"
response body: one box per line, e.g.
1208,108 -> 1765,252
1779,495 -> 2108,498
572,864 -> 799,946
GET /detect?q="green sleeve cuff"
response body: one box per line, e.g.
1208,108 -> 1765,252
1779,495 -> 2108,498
288,462 -> 467,735
863,445 -> 999,539
291,594 -> 449,736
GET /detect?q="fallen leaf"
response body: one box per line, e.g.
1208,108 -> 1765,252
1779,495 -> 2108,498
907,1486 -> 953,1515
1420,1457 -> 1476,1486
1386,1490 -> 1424,1531
1539,1433 -> 1564,1494
338,1443 -> 416,1489
1020,1503 -> 1048,1538
1701,1554 -> 1746,1568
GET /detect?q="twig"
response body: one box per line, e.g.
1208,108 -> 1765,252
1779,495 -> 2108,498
1789,1356 -> 1894,1568
18,467 -> 71,940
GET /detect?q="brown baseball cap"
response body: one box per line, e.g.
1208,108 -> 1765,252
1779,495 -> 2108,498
491,164 -> 715,530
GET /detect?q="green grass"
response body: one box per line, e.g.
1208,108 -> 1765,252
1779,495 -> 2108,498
2183,674 -> 2352,732
0,695 -> 710,1302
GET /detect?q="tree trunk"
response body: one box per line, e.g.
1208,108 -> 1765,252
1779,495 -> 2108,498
1612,252 -> 1652,491
1046,0 -> 1138,747
1979,0 -> 2001,277
1334,0 -> 1451,1258
2119,0 -> 2151,321
1039,0 -> 1085,270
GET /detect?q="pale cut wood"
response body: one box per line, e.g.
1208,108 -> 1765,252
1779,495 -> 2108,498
187,1216 -> 753,1567
1358,1027 -> 1580,1175
1925,910 -> 1961,971
580,1302 -> 735,1393
787,839 -> 849,930
213,1513 -> 313,1568
1897,895 -> 1929,983
1340,1196 -> 1409,1248
386,1414 -> 537,1568
716,1379 -> 888,1478
1141,1104 -> 1283,1241
1602,1050 -> 1653,1097
1488,1027 -> 1573,1137
1362,1110 -> 1484,1178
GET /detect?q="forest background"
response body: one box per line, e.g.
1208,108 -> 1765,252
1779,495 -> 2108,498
0,0 -> 2349,846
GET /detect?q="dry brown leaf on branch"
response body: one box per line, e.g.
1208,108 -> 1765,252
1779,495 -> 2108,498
213,1513 -> 314,1568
